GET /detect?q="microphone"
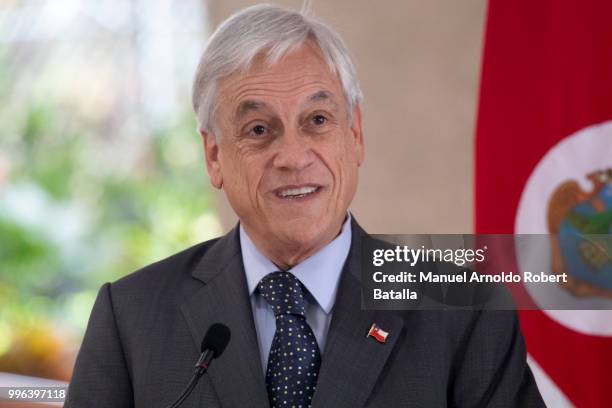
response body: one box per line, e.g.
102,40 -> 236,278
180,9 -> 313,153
166,323 -> 231,408
195,323 -> 231,374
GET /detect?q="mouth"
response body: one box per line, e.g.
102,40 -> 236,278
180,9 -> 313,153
274,184 -> 322,200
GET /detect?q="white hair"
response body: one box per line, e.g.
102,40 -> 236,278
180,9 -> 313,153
191,3 -> 363,136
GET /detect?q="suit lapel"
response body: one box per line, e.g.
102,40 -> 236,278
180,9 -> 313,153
312,220 -> 405,408
179,227 -> 270,408
178,219 -> 403,408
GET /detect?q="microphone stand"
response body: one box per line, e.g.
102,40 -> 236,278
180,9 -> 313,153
166,350 -> 214,408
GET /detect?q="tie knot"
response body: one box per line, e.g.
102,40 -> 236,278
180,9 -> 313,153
257,271 -> 307,317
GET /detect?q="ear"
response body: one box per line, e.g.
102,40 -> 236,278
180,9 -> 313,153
200,129 -> 223,189
350,104 -> 365,166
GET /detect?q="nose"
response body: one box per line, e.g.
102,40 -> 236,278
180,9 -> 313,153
272,129 -> 315,171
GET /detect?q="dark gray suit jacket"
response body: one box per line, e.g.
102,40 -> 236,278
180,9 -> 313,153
65,219 -> 545,407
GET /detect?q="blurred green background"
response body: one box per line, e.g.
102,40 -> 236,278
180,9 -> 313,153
0,0 -> 220,381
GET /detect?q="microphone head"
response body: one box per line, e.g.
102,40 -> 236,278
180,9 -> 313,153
201,323 -> 231,358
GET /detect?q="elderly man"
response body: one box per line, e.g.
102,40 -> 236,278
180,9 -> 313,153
66,4 -> 544,408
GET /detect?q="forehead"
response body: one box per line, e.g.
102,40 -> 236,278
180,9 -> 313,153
216,42 -> 345,111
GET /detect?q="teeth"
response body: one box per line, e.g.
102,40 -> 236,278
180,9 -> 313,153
279,186 -> 318,197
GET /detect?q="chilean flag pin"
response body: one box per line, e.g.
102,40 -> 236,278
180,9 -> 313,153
366,323 -> 389,343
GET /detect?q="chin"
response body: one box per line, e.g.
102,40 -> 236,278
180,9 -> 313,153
276,216 -> 333,247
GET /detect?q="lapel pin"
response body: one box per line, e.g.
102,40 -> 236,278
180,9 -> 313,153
366,323 -> 389,343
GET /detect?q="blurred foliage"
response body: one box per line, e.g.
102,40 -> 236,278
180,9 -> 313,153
0,38 -> 219,379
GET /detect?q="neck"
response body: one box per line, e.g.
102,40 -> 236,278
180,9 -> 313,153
242,218 -> 347,270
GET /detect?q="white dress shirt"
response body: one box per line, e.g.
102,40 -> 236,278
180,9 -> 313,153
239,214 -> 352,373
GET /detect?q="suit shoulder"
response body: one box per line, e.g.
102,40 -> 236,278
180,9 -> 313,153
109,236 -> 221,294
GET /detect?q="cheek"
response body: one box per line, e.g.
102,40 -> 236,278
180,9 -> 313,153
318,134 -> 348,164
333,140 -> 360,194
334,136 -> 360,169
222,150 -> 266,204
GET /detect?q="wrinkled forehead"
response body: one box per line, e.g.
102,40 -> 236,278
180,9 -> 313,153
216,42 -> 346,116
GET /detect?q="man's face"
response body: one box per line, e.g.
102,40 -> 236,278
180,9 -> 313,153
202,42 -> 364,264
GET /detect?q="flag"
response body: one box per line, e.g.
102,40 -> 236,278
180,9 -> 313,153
475,1 -> 612,407
367,323 -> 389,343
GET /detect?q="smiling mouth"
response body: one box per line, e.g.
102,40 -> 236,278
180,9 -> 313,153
275,185 -> 322,199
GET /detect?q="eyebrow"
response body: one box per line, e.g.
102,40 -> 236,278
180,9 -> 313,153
306,90 -> 339,108
235,90 -> 339,119
236,100 -> 270,119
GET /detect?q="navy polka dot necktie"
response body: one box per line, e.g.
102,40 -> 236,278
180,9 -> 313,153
257,271 -> 321,408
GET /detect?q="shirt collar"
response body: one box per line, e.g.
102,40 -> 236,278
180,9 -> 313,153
240,213 -> 352,315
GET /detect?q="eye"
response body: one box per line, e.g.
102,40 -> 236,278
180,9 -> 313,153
311,114 -> 328,125
249,124 -> 268,137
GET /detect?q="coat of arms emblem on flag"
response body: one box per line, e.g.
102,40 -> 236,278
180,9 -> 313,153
548,167 -> 612,299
